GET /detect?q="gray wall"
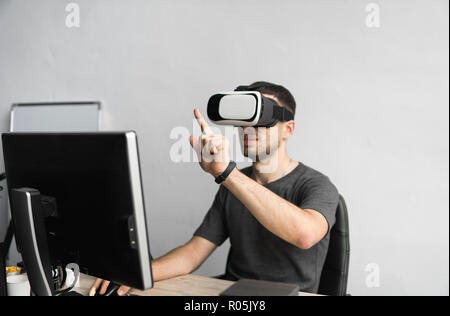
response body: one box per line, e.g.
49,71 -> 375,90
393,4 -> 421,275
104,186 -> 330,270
0,0 -> 448,295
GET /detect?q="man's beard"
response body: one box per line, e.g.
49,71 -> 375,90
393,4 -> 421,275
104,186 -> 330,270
243,141 -> 280,162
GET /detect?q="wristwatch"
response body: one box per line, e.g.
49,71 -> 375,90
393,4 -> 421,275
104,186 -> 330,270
215,161 -> 237,184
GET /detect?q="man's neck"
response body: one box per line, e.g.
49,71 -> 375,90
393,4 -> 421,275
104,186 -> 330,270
252,146 -> 297,185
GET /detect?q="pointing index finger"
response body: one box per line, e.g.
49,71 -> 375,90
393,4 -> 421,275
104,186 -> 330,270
194,108 -> 214,136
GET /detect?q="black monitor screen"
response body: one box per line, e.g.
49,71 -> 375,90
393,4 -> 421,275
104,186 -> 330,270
2,132 -> 153,290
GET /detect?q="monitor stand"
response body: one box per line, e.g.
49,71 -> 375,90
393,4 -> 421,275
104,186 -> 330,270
0,221 -> 14,296
9,188 -> 84,296
9,188 -> 55,296
0,242 -> 6,296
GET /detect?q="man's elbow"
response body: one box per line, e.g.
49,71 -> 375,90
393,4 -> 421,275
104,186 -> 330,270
295,235 -> 318,250
294,215 -> 329,249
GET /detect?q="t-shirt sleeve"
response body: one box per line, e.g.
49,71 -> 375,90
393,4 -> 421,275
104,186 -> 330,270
193,185 -> 229,246
296,176 -> 339,234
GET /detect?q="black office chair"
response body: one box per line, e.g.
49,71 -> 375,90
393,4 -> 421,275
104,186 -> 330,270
215,195 -> 351,296
318,195 -> 350,296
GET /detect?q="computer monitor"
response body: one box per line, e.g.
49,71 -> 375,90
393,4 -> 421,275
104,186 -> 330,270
1,132 -> 153,295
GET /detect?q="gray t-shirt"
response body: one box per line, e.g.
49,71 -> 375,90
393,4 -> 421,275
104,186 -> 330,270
194,162 -> 339,293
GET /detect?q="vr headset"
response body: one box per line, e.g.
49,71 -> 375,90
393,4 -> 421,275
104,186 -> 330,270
207,83 -> 294,128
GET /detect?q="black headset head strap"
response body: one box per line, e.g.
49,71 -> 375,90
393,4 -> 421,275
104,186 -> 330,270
273,106 -> 294,122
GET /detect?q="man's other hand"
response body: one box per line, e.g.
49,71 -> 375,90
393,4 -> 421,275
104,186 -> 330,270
89,278 -> 131,296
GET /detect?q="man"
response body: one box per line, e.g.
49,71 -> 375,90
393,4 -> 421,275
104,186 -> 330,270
90,82 -> 339,296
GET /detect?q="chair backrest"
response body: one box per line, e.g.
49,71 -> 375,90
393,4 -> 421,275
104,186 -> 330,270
318,195 -> 350,296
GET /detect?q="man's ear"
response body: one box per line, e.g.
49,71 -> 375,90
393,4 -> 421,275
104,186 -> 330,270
282,120 -> 295,140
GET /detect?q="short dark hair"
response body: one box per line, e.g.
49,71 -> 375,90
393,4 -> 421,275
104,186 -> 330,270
250,81 -> 297,117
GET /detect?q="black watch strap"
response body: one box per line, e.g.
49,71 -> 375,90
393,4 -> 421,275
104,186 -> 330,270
215,161 -> 237,184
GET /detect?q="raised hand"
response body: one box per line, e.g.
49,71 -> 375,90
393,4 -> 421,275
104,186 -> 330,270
189,108 -> 231,178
